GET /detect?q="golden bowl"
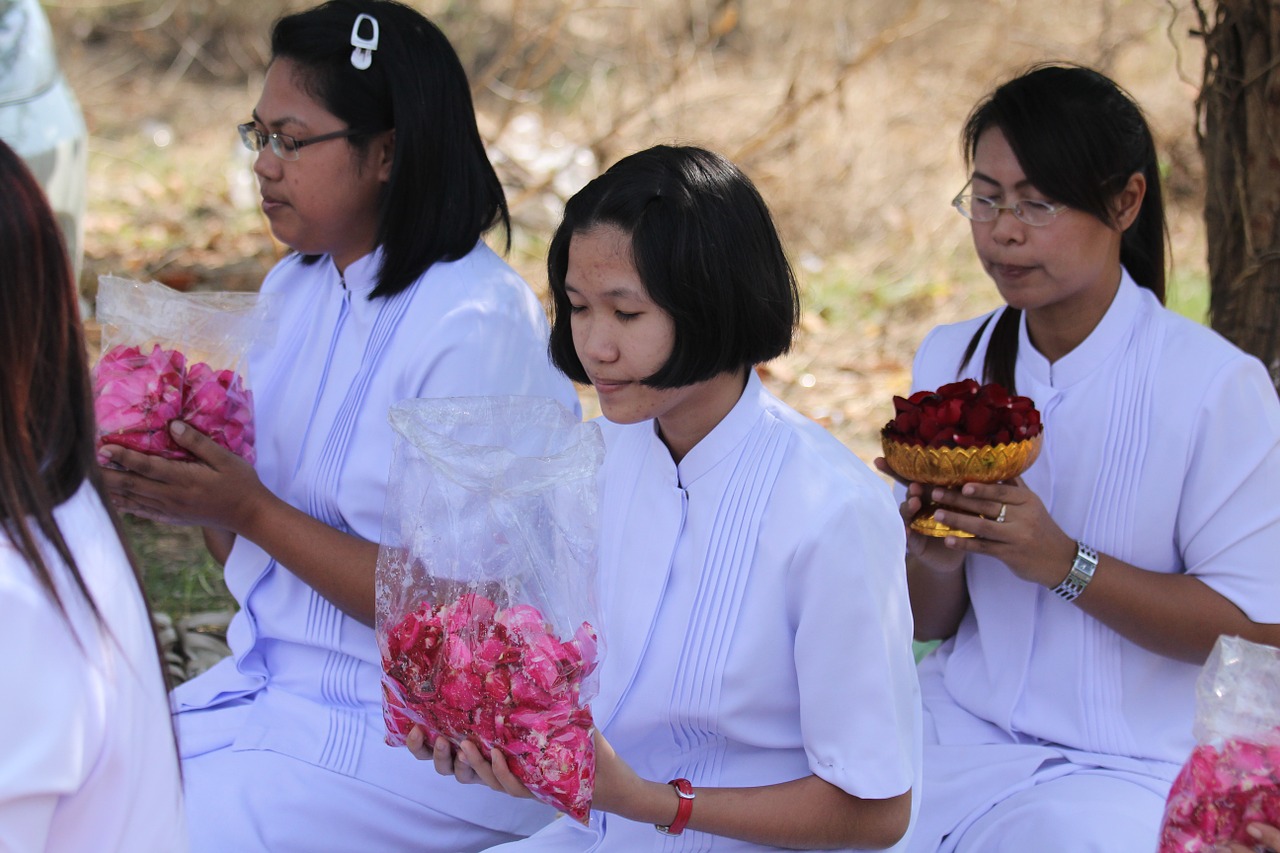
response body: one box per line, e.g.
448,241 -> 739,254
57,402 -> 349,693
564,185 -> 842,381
881,431 -> 1043,537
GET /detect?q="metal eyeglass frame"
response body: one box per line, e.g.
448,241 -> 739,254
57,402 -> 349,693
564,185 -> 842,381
951,185 -> 1068,227
237,122 -> 363,161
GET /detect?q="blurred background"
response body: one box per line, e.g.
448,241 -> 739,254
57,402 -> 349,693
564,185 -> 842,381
28,0 -> 1211,667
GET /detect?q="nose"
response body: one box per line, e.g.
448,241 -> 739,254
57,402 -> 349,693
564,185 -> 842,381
252,146 -> 280,181
987,206 -> 1025,245
574,316 -> 618,365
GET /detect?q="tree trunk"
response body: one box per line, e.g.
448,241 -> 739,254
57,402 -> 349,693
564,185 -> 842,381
1195,0 -> 1280,392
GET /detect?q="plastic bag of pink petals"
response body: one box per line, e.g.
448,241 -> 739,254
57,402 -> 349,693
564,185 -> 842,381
1158,635 -> 1280,852
92,276 -> 272,463
376,397 -> 605,823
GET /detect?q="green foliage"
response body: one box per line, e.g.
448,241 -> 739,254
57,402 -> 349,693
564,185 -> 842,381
124,517 -> 233,619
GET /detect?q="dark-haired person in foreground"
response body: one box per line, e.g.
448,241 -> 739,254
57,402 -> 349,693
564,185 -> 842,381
0,137 -> 185,850
875,64 -> 1280,852
414,144 -> 921,852
99,1 -> 576,849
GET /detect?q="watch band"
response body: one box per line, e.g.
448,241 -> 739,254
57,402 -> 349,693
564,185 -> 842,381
1052,541 -> 1098,603
655,778 -> 695,836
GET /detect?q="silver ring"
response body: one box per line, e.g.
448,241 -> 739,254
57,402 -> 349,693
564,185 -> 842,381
995,503 -> 1007,524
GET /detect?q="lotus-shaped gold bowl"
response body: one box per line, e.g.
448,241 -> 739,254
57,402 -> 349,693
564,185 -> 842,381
881,431 -> 1043,538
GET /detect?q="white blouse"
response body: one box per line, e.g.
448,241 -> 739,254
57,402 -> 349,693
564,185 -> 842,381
0,482 -> 186,852
491,370 -> 922,852
912,270 -> 1280,764
171,243 -> 579,834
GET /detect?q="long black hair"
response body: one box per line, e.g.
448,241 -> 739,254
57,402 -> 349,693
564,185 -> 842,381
959,63 -> 1168,392
271,0 -> 510,299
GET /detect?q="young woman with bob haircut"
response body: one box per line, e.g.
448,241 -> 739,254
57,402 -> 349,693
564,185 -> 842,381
878,64 -> 1280,852
416,144 -> 922,852
0,139 -> 185,850
100,1 -> 577,849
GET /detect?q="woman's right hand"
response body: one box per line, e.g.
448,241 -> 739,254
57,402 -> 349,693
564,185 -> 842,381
873,458 -> 965,574
1216,822 -> 1280,853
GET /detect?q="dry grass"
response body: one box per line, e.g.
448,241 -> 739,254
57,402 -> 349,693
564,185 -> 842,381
47,0 -> 1211,609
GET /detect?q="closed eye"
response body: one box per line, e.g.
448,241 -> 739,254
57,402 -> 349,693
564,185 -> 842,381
615,311 -> 639,321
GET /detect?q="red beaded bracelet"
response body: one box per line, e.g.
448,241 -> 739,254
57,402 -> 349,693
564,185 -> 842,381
655,778 -> 695,836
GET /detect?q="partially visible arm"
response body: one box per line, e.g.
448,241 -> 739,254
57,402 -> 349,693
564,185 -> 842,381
417,731 -> 912,851
102,421 -> 380,625
930,479 -> 1280,664
202,527 -> 235,566
591,735 -> 911,851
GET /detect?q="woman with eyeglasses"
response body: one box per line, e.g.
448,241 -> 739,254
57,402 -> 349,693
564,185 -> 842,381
874,64 -> 1280,852
99,1 -> 576,850
0,139 -> 185,850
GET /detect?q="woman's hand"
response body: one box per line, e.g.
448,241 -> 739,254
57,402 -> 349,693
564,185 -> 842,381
408,727 -> 536,799
1216,821 -> 1280,852
873,458 -> 964,574
99,420 -> 267,533
926,477 -> 1076,589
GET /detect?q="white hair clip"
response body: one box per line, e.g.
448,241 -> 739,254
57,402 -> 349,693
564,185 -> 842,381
350,13 -> 379,70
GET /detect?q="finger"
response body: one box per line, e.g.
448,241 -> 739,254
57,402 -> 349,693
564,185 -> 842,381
168,421 -> 229,466
1248,823 -> 1280,848
456,740 -> 501,790
489,745 -> 537,798
405,726 -> 431,761
98,443 -> 179,483
873,457 -> 911,488
932,488 -> 1005,523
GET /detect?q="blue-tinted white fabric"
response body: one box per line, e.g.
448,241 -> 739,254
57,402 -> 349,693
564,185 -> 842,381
904,270 -> 1280,852
0,482 -> 186,852
172,244 -> 579,851
488,370 -> 921,852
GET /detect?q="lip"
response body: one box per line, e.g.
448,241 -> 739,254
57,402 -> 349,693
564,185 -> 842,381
590,377 -> 630,394
989,262 -> 1036,279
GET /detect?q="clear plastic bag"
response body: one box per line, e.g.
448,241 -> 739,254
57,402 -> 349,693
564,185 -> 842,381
92,275 -> 272,462
375,396 -> 605,823
1158,635 -> 1280,851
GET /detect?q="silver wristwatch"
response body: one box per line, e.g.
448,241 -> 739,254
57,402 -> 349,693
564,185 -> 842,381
1052,541 -> 1098,603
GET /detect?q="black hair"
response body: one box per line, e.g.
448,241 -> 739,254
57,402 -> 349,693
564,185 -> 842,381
958,63 -> 1168,392
547,145 -> 799,388
271,0 -> 510,299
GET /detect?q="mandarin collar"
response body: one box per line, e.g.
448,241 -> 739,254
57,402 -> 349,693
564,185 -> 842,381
330,249 -> 381,300
1018,267 -> 1142,390
666,369 -> 764,488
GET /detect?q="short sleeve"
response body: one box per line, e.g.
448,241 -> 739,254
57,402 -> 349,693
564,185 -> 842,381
1179,355 -> 1280,623
787,485 -> 919,800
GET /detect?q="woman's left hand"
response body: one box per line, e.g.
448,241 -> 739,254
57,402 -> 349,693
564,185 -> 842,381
409,727 -> 535,798
99,420 -> 265,532
928,477 -> 1076,589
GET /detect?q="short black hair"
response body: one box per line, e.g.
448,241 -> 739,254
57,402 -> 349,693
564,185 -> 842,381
547,145 -> 799,388
271,0 -> 510,299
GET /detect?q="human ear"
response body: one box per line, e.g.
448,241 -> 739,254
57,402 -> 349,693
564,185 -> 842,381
376,129 -> 395,183
1112,172 -> 1146,231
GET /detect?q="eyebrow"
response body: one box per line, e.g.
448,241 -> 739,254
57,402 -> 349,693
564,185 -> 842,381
250,109 -> 308,132
564,283 -> 647,301
971,170 -> 1034,191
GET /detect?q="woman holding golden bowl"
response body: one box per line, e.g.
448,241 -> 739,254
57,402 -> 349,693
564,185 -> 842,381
875,64 -> 1280,853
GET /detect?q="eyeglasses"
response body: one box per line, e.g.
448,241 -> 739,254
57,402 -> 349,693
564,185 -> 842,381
952,188 -> 1068,227
237,122 -> 362,161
